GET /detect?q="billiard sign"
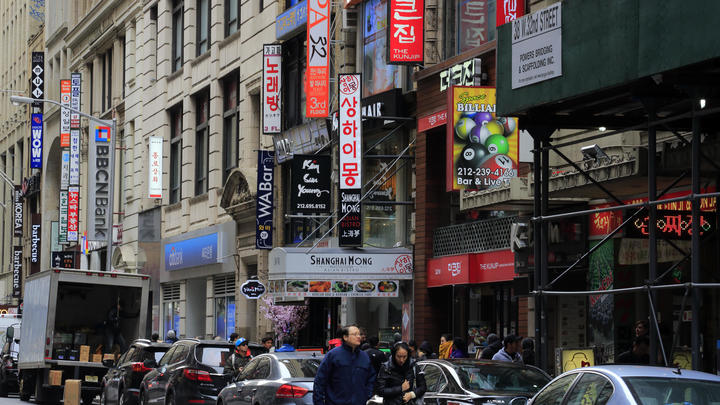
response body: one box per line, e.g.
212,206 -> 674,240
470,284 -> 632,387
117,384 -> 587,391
446,86 -> 519,192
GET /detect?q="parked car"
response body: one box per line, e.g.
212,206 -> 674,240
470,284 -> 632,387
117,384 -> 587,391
139,339 -> 234,405
367,359 -> 550,405
527,365 -> 720,405
100,339 -> 171,405
217,352 -> 322,405
0,324 -> 21,397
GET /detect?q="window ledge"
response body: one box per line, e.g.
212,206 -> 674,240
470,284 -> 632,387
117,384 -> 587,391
191,50 -> 211,66
168,67 -> 183,81
219,29 -> 242,49
190,192 -> 209,204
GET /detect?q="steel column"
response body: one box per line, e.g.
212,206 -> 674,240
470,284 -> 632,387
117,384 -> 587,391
691,106 -> 701,370
533,136 -> 542,369
540,140 -> 550,372
648,105 -> 659,365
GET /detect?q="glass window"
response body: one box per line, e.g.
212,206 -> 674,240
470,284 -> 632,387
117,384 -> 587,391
172,0 -> 184,72
163,300 -> 181,335
249,358 -> 271,380
624,377 -> 720,405
169,105 -> 183,203
215,297 -> 236,341
195,345 -> 233,373
118,348 -> 134,366
239,358 -> 260,380
362,0 -> 401,97
171,345 -> 190,364
277,358 -> 322,378
444,0 -> 496,59
223,73 -> 239,183
283,35 -> 308,129
225,0 -> 240,36
195,89 -> 209,195
422,365 -> 447,393
566,373 -> 613,405
197,0 -> 210,55
533,374 -> 578,405
158,346 -> 177,366
454,363 -> 549,394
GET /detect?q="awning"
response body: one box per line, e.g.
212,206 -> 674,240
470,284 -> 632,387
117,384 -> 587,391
427,249 -> 514,288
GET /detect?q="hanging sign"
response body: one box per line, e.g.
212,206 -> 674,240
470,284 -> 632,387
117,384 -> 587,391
625,210 -> 715,240
256,150 -> 275,250
13,247 -> 22,298
70,72 -> 81,128
69,130 -> 80,186
338,74 -> 362,247
88,126 -> 114,242
306,0 -> 330,117
241,280 -> 267,299
14,186 -> 23,237
67,186 -> 79,242
291,155 -> 331,213
263,44 -> 282,134
497,0 -> 524,27
388,0 -> 424,63
60,149 -> 70,190
31,52 -> 44,109
511,2 -> 562,89
59,190 -> 68,244
148,136 -> 163,198
31,214 -> 41,275
31,113 -> 43,168
60,79 -> 71,147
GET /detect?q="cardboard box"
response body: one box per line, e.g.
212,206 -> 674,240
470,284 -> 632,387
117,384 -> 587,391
49,370 -> 63,386
92,354 -> 103,363
79,345 -> 90,362
64,379 -> 81,405
103,353 -> 116,363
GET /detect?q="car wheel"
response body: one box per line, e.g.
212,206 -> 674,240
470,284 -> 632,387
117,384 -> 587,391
166,392 -> 176,405
99,389 -> 107,405
140,390 -> 148,405
18,373 -> 31,402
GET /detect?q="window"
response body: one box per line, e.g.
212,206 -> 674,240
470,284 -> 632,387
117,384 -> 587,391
249,358 -> 271,380
225,0 -> 240,37
102,48 -> 112,111
88,62 -> 94,110
565,373 -> 613,405
222,73 -> 239,183
169,105 -> 183,203
533,374 -> 578,405
422,365 -> 447,393
214,275 -> 236,341
172,0 -> 184,72
283,36 -> 308,129
362,0 -> 401,97
171,345 -> 190,364
239,358 -> 260,380
158,346 -> 177,366
443,0 -> 496,58
150,5 -> 158,80
194,90 -> 209,195
197,0 -> 210,55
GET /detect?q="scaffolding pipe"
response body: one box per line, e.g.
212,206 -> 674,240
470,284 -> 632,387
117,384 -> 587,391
533,136 -> 543,371
532,282 -> 720,296
691,105 -> 701,370
648,104 -> 659,365
647,289 -> 668,367
540,140 -> 550,372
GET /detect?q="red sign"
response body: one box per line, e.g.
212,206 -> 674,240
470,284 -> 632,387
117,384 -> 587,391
458,0 -> 490,53
306,0 -> 330,117
417,109 -> 447,132
67,186 -> 79,242
338,74 -> 362,247
496,0 -> 524,27
427,250 -> 515,287
388,0 -> 424,63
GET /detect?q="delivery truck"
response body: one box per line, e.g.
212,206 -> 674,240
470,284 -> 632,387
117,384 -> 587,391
18,269 -> 149,404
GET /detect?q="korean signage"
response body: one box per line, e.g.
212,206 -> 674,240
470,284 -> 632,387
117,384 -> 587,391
164,233 -> 218,270
273,119 -> 331,163
625,210 -> 715,240
417,109 -> 447,133
511,2 -> 562,89
269,247 -> 413,280
67,186 -> 79,242
338,74 -> 362,247
31,113 -> 43,168
60,149 -> 70,190
59,190 -> 68,244
12,247 -> 22,298
446,86 -> 519,191
387,0 -> 424,63
52,252 -> 76,269
31,52 -> 44,109
291,155 -> 331,213
31,214 -> 41,275
69,130 -> 80,185
256,151 -> 275,250
60,79 -> 71,147
263,45 -> 282,134
70,73 -> 81,128
88,126 -> 114,242
148,137 -> 163,198
439,58 -> 481,92
497,0 -> 524,27
458,0 -> 494,53
241,280 -> 267,299
306,0 -> 330,117
276,0 -> 307,40
427,249 -> 515,287
14,186 -> 23,237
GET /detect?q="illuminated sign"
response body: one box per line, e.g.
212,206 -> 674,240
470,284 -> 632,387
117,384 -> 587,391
626,210 -> 715,240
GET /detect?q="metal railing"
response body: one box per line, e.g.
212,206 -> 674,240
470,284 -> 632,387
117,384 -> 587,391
433,216 -> 516,257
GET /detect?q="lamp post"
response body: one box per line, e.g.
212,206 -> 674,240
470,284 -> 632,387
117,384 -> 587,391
10,95 -> 117,273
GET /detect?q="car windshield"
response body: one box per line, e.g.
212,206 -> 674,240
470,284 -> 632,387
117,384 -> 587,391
277,358 -> 322,378
195,346 -> 232,373
624,376 -> 720,405
454,364 -> 549,393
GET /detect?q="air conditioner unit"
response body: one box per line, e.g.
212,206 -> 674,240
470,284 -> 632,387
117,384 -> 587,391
342,8 -> 358,32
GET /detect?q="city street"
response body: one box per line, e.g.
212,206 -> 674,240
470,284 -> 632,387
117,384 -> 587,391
0,395 -> 24,405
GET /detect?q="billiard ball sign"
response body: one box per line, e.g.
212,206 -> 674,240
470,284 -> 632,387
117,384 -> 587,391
446,86 -> 519,191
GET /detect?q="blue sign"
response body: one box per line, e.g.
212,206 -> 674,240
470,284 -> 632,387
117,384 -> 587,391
164,233 -> 218,271
31,113 -> 43,168
256,151 -> 274,249
276,0 -> 307,40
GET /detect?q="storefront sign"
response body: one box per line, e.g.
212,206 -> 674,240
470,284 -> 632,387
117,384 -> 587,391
439,59 -> 481,92
70,72 -> 81,128
511,2 -> 562,89
497,0 -> 524,27
241,280 -> 267,299
12,247 -> 22,298
339,74 -> 363,247
51,251 -> 75,269
458,0 -> 492,52
256,150 -> 275,250
67,186 -> 79,242
618,239 -> 691,266
447,86 -> 519,191
31,113 -> 43,168
626,210 -> 714,240
60,149 -> 70,190
427,249 -> 515,287
148,137 -> 163,198
31,214 -> 41,275
69,130 -> 80,186
269,247 -> 413,280
88,126 -> 114,242
59,190 -> 68,244
164,233 -> 218,271
271,279 -> 399,297
31,52 -> 44,109
306,0 -> 330,117
418,109 -> 448,132
60,79 -> 71,147
273,119 -> 330,163
291,155 -> 331,212
388,0 -> 424,63
263,45 -> 282,134
13,186 -> 23,237
276,0 -> 307,40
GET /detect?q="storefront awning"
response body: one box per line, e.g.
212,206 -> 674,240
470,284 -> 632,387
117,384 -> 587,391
427,249 -> 514,288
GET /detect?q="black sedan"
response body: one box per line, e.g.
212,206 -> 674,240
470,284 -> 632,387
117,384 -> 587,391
367,359 -> 550,405
216,352 -> 323,405
100,339 -> 171,405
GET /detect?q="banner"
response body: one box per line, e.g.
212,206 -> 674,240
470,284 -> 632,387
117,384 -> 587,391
12,247 -> 22,298
59,190 -> 68,244
306,0 -> 330,117
496,0 -> 524,26
31,214 -> 41,274
14,186 -> 23,237
67,186 -> 79,242
446,86 -> 519,191
458,0 -> 492,52
60,149 -> 70,190
263,44 -> 282,134
387,0 -> 424,63
88,126 -> 114,242
148,136 -> 163,198
60,79 -> 71,147
70,73 -> 81,128
31,113 -> 43,168
291,155 -> 331,213
31,52 -> 44,109
338,74 -> 362,247
256,150 -> 275,250
270,279 -> 400,297
69,130 -> 80,185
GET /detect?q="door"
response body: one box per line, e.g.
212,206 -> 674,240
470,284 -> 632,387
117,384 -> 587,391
236,357 -> 271,405
107,348 -> 134,404
421,364 -> 450,405
162,344 -> 190,402
147,346 -> 177,403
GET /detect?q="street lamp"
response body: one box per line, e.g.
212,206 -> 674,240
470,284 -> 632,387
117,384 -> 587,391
10,95 -> 117,273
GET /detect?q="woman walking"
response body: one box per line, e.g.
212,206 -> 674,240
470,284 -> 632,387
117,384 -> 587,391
375,342 -> 427,404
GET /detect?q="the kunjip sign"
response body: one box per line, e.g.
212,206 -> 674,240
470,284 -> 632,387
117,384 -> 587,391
388,0 -> 424,63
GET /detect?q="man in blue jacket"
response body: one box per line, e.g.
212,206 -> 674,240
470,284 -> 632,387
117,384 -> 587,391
276,335 -> 296,352
314,325 -> 376,405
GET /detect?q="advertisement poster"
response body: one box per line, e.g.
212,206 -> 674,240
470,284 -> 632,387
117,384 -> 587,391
387,0 -> 424,63
363,0 -> 401,97
70,72 -> 81,128
60,149 -> 70,190
291,155 -> 331,213
31,214 -> 41,274
338,74 -> 363,247
148,136 -> 163,198
263,44 -> 282,134
256,150 -> 275,250
588,240 -> 614,350
306,0 -> 330,117
446,86 -> 519,191
14,186 -> 23,237
60,79 -> 71,147
31,113 -> 43,168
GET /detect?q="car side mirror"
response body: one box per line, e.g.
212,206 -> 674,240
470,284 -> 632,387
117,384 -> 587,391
102,359 -> 115,368
5,327 -> 13,341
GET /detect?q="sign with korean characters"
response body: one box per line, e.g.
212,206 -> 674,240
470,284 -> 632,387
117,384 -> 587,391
148,137 -> 163,198
70,73 -> 81,128
69,130 -> 80,185
60,149 -> 70,190
263,44 -> 282,134
59,190 -> 68,244
60,79 -> 71,147
387,0 -> 424,63
338,74 -> 362,247
497,0 -> 524,27
446,86 -> 519,192
306,0 -> 330,117
256,151 -> 275,250
31,52 -> 44,109
511,2 -> 562,89
67,186 -> 79,242
31,113 -> 43,168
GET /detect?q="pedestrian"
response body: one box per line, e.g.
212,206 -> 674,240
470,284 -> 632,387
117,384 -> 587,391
521,338 -> 536,366
408,340 -> 418,359
634,320 -> 649,337
261,336 -> 274,353
229,332 -> 239,344
492,335 -> 523,364
313,324 -> 376,405
616,335 -> 650,365
375,342 -> 427,405
450,337 -> 467,358
417,341 -> 435,360
365,335 -> 388,374
479,333 -> 502,359
393,332 -> 402,344
151,332 -> 160,343
224,338 -> 253,377
438,334 -> 453,359
164,330 -> 178,343
276,335 -> 296,352
360,327 -> 368,348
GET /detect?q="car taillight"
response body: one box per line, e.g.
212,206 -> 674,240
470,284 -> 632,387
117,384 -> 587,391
131,362 -> 152,373
182,369 -> 212,382
276,384 -> 309,398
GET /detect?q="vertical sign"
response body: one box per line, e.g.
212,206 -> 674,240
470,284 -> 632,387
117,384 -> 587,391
496,0 -> 524,26
14,186 -> 23,237
31,113 -> 43,168
60,149 -> 70,190
148,137 -> 163,198
59,190 -> 68,244
263,44 -> 282,134
291,155 -> 331,213
13,247 -> 22,298
458,0 -> 491,53
69,130 -> 80,185
88,126 -> 114,242
31,52 -> 44,109
256,151 -> 275,250
70,73 -> 81,128
388,0 -> 424,63
338,74 -> 362,247
60,79 -> 71,147
31,214 -> 41,275
306,0 -> 330,117
67,186 -> 79,242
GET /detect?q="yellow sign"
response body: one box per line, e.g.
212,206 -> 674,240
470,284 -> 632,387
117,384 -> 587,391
561,349 -> 595,372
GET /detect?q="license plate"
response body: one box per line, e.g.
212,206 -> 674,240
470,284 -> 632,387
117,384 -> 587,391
84,375 -> 98,383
